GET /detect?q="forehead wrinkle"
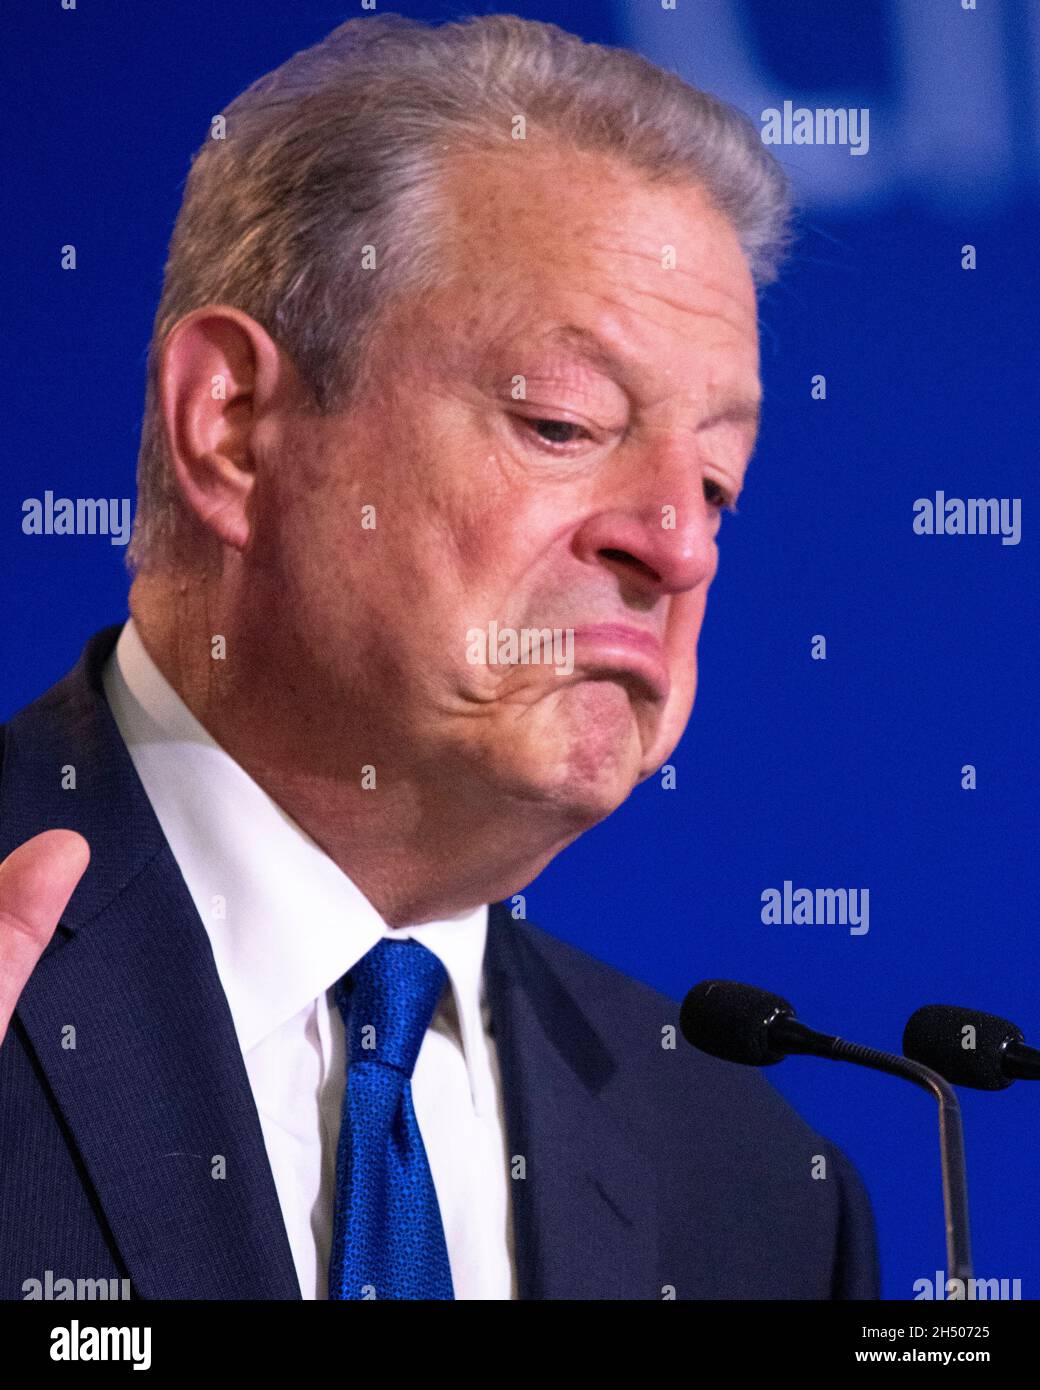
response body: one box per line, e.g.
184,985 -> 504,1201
603,284 -> 756,342
576,231 -> 755,302
461,201 -> 753,314
532,250 -> 755,329
585,272 -> 758,340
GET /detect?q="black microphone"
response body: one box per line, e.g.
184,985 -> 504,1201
904,1005 -> 1040,1090
680,980 -> 974,1288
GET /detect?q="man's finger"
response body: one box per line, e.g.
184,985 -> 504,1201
0,830 -> 91,1046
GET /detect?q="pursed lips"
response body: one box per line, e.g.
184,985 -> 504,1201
569,623 -> 670,701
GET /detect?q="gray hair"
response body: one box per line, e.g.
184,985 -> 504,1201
127,12 -> 792,574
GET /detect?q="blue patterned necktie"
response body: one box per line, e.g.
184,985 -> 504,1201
327,936 -> 455,1300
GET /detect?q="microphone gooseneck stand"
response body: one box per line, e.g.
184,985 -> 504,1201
771,1016 -> 974,1292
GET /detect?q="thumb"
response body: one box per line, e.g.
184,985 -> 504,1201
0,830 -> 91,1046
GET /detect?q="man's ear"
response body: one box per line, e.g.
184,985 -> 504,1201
159,305 -> 287,552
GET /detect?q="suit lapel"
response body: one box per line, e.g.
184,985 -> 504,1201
484,904 -> 658,1299
0,625 -> 301,1299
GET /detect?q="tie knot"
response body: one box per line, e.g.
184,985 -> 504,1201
334,937 -> 447,1078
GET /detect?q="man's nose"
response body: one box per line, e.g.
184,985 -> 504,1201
570,453 -> 720,598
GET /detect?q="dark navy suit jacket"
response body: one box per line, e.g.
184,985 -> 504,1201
0,625 -> 880,1300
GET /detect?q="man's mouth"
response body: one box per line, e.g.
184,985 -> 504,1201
569,624 -> 670,702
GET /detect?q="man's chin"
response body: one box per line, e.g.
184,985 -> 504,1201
454,677 -> 662,823
505,707 -> 645,826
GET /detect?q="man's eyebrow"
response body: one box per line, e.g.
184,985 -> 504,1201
539,324 -> 632,380
537,324 -> 762,432
699,396 -> 762,434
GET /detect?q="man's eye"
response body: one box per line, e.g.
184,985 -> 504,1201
519,416 -> 738,513
704,478 -> 738,514
524,418 -> 590,446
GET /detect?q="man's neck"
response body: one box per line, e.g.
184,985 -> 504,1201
128,579 -> 580,926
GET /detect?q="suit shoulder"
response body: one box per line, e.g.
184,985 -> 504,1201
503,912 -> 848,1155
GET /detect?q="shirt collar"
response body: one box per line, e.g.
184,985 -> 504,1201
101,616 -> 491,1106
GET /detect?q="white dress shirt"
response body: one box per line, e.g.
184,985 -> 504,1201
101,617 -> 516,1300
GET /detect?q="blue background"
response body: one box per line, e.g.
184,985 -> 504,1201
3,0 -> 1037,1300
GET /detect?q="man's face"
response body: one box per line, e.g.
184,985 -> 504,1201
260,147 -> 760,830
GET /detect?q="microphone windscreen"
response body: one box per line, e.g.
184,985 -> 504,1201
680,979 -> 795,1066
903,1005 -> 1023,1090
